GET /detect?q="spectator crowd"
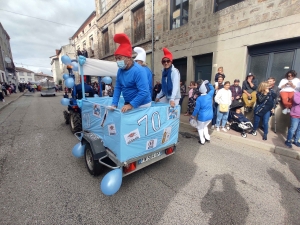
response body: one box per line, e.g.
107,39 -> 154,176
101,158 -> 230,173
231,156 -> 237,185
182,67 -> 300,149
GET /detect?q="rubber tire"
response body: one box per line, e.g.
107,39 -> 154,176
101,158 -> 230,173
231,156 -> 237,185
241,133 -> 247,138
41,94 -> 43,97
70,112 -> 82,133
53,94 -> 56,96
84,143 -> 103,176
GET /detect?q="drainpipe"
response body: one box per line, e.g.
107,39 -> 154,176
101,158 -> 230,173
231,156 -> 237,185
151,0 -> 154,73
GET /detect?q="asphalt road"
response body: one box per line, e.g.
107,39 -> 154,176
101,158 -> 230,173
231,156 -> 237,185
0,92 -> 300,225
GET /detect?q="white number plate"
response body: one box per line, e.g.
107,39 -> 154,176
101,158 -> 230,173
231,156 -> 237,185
138,152 -> 162,164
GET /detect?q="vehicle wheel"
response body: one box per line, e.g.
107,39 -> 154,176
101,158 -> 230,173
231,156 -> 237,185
53,94 -> 56,96
84,143 -> 103,176
70,112 -> 82,133
41,94 -> 43,97
63,111 -> 70,125
241,133 -> 247,138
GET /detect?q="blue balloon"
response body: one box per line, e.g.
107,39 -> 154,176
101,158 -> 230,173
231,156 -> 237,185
61,98 -> 70,106
63,74 -> 69,80
65,77 -> 75,88
101,168 -> 123,196
61,55 -> 72,65
102,76 -> 112,85
72,143 -> 85,158
72,61 -> 78,71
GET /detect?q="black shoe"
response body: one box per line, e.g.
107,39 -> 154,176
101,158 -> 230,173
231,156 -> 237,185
263,135 -> 267,140
198,140 -> 205,145
259,126 -> 264,130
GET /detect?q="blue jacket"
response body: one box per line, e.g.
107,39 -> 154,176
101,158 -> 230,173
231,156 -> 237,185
112,62 -> 151,108
143,65 -> 153,96
72,83 -> 95,98
192,83 -> 215,122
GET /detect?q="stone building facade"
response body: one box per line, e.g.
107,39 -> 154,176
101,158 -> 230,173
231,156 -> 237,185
95,0 -> 300,132
0,23 -> 16,84
50,44 -> 76,84
71,11 -> 99,59
95,0 -> 154,67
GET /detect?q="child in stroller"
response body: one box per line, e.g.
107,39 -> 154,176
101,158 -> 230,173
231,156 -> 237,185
227,101 -> 255,138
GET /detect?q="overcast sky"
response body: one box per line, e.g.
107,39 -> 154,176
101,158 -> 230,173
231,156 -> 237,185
0,0 -> 95,75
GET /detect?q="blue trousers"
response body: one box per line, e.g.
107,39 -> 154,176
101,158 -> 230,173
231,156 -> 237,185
212,102 -> 218,126
286,117 -> 300,142
253,111 -> 271,135
216,105 -> 229,127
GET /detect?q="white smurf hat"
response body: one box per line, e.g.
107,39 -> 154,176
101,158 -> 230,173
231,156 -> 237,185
133,47 -> 146,62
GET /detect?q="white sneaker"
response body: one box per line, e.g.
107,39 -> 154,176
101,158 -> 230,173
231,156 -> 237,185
282,108 -> 288,114
2,99 -> 4,102
211,125 -> 215,129
287,109 -> 291,113
216,127 -> 220,132
222,127 -> 227,132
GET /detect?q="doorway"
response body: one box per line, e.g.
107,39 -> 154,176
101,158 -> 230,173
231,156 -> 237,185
173,57 -> 187,83
193,53 -> 213,82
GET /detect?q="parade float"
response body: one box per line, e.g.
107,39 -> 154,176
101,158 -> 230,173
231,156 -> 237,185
60,55 -> 180,196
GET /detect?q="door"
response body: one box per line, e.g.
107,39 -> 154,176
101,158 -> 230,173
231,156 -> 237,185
195,65 -> 212,82
194,53 -> 213,82
173,58 -> 187,83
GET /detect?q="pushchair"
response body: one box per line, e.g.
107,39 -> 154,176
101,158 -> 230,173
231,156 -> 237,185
226,101 -> 255,138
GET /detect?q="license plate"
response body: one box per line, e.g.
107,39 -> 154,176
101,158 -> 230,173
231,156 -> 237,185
138,151 -> 162,164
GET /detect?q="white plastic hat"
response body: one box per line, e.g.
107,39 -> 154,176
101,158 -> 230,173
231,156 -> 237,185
133,47 -> 146,62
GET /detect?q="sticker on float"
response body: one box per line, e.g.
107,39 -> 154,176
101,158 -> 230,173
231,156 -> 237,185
124,128 -> 141,145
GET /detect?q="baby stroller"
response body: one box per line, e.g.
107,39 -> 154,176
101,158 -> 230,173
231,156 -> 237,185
226,101 -> 255,138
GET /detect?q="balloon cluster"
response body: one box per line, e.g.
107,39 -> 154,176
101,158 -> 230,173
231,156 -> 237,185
61,55 -> 79,72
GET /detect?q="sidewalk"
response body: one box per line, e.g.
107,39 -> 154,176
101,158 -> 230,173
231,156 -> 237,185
180,114 -> 300,161
0,91 -> 27,112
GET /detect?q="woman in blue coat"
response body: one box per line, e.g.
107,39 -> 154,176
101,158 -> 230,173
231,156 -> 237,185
191,80 -> 215,145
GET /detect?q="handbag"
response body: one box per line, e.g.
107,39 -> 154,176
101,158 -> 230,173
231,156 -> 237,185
219,104 -> 229,112
189,117 -> 198,128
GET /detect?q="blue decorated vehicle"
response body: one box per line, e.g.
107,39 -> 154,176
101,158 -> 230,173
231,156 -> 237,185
61,55 -> 180,195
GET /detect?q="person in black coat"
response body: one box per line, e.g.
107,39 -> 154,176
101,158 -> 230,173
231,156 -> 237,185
152,81 -> 162,101
251,81 -> 276,140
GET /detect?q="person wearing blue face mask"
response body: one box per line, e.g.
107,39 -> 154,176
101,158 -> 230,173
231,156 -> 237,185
111,33 -> 151,113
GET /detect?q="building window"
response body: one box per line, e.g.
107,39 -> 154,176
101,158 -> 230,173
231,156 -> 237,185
103,29 -> 109,55
100,0 -> 107,14
19,72 -> 23,76
89,36 -> 94,50
247,38 -> 300,85
214,0 -> 244,12
83,41 -> 86,50
27,72 -> 31,76
170,0 -> 189,30
82,30 -> 84,34
89,23 -> 91,28
28,78 -> 32,81
132,4 -> 145,43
